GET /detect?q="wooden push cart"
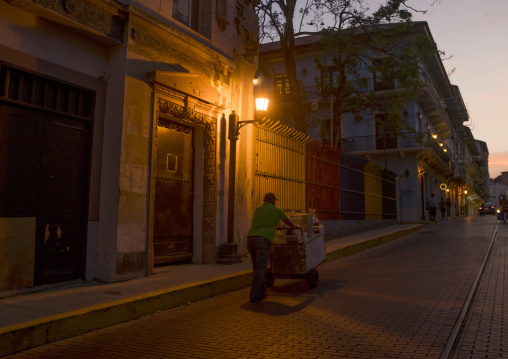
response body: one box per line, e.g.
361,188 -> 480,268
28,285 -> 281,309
264,213 -> 326,289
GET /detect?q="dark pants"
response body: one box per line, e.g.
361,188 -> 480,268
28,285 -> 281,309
429,207 -> 437,221
247,236 -> 271,301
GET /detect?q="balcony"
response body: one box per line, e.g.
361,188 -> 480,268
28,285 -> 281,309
466,156 -> 482,178
341,132 -> 454,176
417,73 -> 453,139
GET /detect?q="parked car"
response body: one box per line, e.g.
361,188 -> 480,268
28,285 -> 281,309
479,202 -> 495,216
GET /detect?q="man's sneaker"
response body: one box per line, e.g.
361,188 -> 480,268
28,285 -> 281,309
249,292 -> 266,302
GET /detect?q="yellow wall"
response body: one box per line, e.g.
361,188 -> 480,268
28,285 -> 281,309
364,162 -> 383,220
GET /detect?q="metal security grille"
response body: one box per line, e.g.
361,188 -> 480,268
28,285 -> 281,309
255,121 -> 307,212
0,63 -> 95,120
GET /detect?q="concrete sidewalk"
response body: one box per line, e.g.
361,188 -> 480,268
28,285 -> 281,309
0,223 -> 422,357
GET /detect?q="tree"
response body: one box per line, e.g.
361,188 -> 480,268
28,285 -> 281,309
256,0 -> 435,146
256,0 -> 310,132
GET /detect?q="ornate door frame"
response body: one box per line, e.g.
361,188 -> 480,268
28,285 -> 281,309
147,78 -> 224,271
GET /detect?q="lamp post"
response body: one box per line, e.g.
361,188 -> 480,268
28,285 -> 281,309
383,128 -> 388,170
217,98 -> 269,264
419,167 -> 426,221
216,110 -> 242,264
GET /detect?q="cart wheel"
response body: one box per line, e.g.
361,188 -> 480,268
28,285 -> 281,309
306,268 -> 319,288
264,271 -> 275,287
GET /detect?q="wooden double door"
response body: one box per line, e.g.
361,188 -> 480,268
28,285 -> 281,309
0,104 -> 91,285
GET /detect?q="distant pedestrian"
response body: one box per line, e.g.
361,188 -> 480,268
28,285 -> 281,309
439,197 -> 446,219
500,195 -> 508,223
445,197 -> 451,217
247,193 -> 297,302
427,193 -> 437,222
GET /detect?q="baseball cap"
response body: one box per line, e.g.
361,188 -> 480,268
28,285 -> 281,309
263,192 -> 278,202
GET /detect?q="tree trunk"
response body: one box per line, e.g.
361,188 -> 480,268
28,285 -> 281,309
282,45 -> 305,132
331,69 -> 347,148
280,0 -> 305,132
332,98 -> 342,148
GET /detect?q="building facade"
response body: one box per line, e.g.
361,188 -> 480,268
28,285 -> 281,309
0,0 -> 259,290
257,22 -> 488,223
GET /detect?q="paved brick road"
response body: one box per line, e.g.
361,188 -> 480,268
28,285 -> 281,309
6,217 -> 503,359
456,219 -> 507,359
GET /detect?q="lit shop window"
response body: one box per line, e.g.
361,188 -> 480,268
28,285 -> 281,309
274,73 -> 290,99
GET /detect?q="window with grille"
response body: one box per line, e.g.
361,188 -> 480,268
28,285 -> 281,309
321,67 -> 340,97
372,58 -> 395,92
0,64 -> 95,120
274,73 -> 290,100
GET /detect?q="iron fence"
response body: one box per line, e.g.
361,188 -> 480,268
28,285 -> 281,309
255,121 -> 397,220
255,121 -> 307,212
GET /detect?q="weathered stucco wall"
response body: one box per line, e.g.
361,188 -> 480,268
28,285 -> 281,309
115,69 -> 152,281
0,218 -> 36,291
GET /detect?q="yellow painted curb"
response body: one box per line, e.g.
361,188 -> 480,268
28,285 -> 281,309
0,271 -> 253,357
325,224 -> 422,262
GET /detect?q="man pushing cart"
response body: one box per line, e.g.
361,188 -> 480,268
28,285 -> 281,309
246,192 -> 297,302
247,192 -> 326,303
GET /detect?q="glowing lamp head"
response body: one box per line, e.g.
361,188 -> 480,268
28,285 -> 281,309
255,97 -> 269,112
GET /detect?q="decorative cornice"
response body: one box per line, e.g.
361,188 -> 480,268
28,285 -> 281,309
154,84 -> 185,102
153,85 -> 221,116
130,27 -> 231,86
5,0 -> 125,43
147,72 -> 227,109
157,95 -> 217,126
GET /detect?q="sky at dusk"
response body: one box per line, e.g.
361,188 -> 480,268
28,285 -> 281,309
388,0 -> 508,178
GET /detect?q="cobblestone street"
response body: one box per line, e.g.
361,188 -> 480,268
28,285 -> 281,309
456,219 -> 507,359
7,217 -> 507,359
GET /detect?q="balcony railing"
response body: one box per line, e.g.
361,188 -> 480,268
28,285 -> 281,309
341,132 -> 453,171
419,72 -> 442,107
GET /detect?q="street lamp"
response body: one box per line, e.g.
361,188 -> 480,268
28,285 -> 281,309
217,98 -> 269,264
255,96 -> 269,123
255,97 -> 269,112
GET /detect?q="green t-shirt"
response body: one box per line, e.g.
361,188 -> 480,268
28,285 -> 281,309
247,202 -> 288,243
